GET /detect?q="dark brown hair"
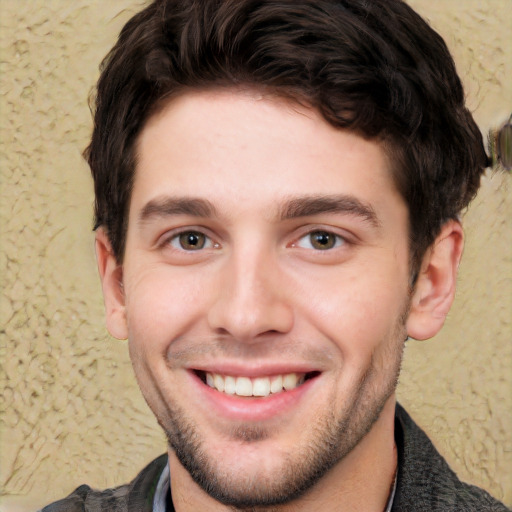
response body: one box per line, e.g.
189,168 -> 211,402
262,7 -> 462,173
85,0 -> 488,272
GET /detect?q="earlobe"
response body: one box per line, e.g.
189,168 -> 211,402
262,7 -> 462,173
95,228 -> 128,340
406,220 -> 464,341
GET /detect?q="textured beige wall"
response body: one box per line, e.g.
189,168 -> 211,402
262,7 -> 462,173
0,1 -> 510,511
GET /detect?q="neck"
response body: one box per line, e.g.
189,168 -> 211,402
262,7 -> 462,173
169,396 -> 397,512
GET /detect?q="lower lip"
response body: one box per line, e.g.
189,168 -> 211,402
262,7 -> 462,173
189,371 -> 319,422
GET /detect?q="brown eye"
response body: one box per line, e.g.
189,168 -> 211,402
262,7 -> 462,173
295,230 -> 344,251
309,231 -> 339,250
177,231 -> 207,250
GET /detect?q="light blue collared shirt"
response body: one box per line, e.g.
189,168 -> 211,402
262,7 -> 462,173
153,461 -> 170,512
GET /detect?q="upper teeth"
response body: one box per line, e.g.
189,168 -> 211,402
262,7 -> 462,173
205,372 -> 305,397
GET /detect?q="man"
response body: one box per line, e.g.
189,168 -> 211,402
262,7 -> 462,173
41,0 -> 508,510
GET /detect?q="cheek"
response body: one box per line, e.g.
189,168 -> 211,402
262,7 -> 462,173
294,263 -> 408,356
123,264 -> 212,349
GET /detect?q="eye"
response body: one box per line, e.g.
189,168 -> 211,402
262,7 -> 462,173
296,230 -> 344,250
168,230 -> 214,251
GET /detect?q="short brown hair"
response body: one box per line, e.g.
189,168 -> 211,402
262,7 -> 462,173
85,0 -> 488,273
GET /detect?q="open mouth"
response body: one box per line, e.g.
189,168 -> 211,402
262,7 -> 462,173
194,370 -> 320,397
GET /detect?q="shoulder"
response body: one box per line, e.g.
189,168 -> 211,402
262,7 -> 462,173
39,454 -> 168,512
39,483 -> 130,512
393,403 -> 510,512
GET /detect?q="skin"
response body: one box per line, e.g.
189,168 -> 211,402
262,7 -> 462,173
96,89 -> 464,511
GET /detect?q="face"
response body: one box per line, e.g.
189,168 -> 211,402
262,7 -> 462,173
108,89 -> 413,508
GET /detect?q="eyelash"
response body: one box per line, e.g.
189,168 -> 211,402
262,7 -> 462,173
160,229 -> 218,252
293,230 -> 346,251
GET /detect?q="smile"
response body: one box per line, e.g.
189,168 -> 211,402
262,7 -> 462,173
191,369 -> 321,421
199,371 -> 318,397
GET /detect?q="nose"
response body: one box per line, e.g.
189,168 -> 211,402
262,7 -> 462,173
207,248 -> 294,342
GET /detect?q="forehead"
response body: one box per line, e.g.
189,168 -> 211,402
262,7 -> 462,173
132,88 -> 403,221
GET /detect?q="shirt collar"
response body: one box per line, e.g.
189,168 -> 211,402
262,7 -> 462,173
152,458 -> 398,511
152,461 -> 170,512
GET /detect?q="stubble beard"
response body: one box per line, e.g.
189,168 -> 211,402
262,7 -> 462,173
157,344 -> 405,508
150,302 -> 409,511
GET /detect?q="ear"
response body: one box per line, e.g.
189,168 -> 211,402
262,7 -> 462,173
406,219 -> 464,341
95,227 -> 128,340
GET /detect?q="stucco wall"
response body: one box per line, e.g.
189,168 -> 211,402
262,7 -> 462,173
0,1 -> 510,511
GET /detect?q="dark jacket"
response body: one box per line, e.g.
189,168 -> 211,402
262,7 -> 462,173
392,404 -> 509,511
40,404 -> 510,511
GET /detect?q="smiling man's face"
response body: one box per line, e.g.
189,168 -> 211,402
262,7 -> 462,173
99,89 -> 414,508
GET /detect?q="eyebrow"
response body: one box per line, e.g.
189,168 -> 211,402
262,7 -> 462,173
138,193 -> 380,228
138,197 -> 218,223
278,194 -> 380,227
